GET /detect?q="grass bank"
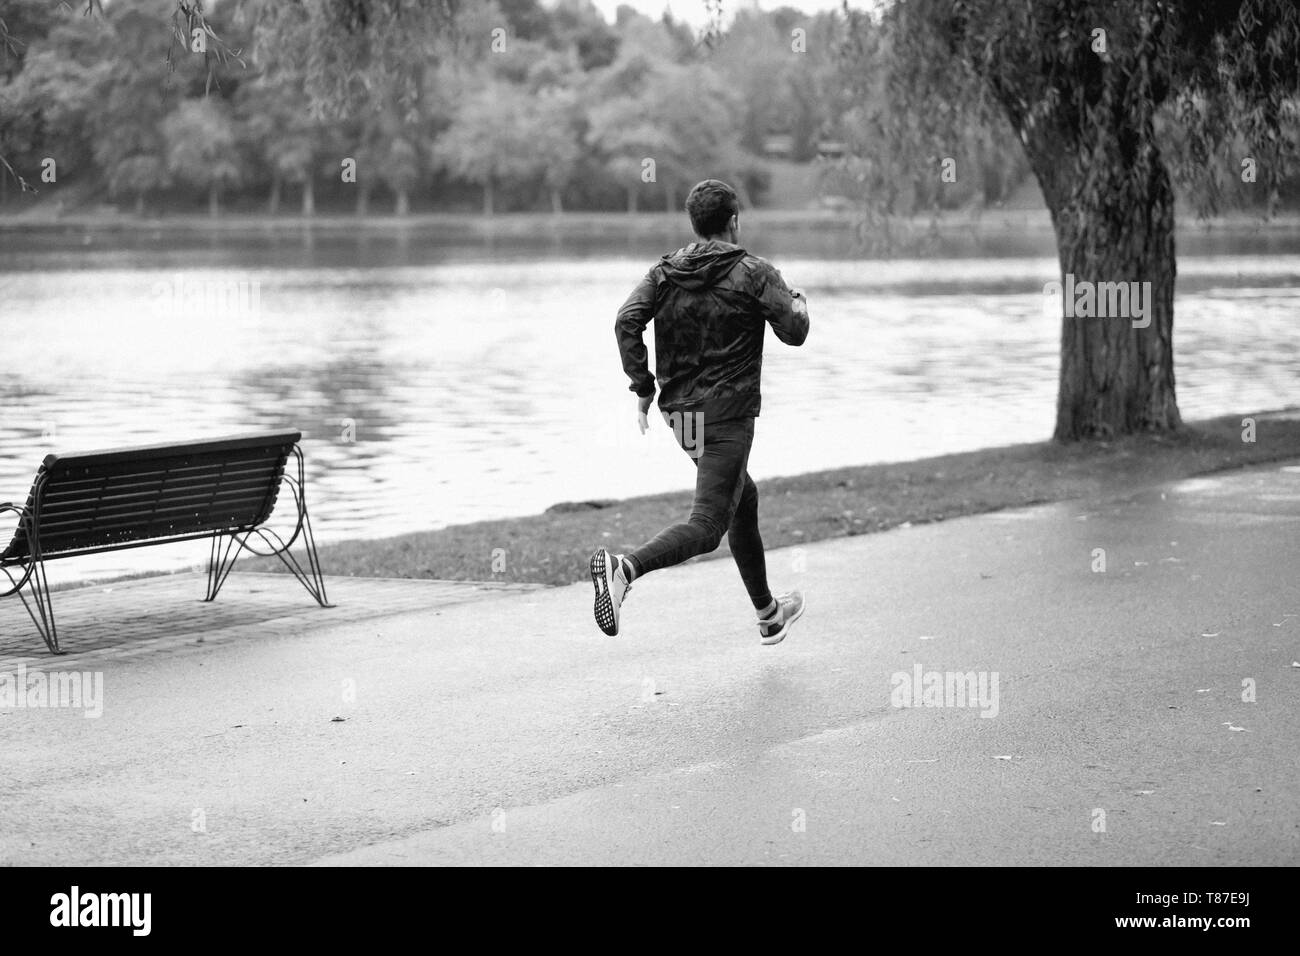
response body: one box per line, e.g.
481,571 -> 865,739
248,408 -> 1300,587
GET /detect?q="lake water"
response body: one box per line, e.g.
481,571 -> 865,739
1,217 -> 1297,582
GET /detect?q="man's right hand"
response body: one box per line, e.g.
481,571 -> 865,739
636,393 -> 654,434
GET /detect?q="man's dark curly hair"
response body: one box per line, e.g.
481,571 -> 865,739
685,179 -> 739,237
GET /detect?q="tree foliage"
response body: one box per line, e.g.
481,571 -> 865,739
839,0 -> 1300,440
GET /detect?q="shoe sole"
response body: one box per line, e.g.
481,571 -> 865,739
589,549 -> 619,636
760,596 -> 805,645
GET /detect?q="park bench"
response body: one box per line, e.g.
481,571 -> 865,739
0,430 -> 331,654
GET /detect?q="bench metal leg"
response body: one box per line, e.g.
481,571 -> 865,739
203,521 -> 332,608
204,531 -> 245,602
253,520 -> 332,608
2,559 -> 61,655
203,443 -> 333,609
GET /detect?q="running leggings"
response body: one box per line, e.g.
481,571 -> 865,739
627,414 -> 773,612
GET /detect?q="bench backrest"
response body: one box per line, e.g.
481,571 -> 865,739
0,431 -> 301,563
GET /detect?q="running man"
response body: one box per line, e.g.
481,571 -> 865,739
590,179 -> 810,645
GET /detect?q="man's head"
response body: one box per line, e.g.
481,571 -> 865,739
686,179 -> 739,242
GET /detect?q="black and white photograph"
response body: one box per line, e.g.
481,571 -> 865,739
0,0 -> 1296,914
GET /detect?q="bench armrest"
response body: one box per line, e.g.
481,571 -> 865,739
0,501 -> 34,595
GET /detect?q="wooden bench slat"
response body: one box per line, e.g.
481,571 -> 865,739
39,517 -> 263,542
39,475 -> 281,513
41,462 -> 282,496
34,492 -> 276,532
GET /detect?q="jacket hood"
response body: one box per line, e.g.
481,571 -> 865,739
658,240 -> 747,291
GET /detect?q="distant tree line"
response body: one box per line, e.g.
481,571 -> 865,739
0,0 -> 833,215
4,0 -> 1290,221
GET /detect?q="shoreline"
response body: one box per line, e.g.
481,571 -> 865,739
233,407 -> 1300,588
41,406 -> 1300,594
5,207 -> 1300,236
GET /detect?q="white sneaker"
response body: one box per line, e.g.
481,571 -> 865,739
589,549 -> 631,636
757,590 -> 804,645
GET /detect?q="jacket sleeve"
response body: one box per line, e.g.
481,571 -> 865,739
615,270 -> 658,398
751,260 -> 809,346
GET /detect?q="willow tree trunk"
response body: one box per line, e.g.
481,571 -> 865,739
395,187 -> 409,216
1009,80 -> 1180,440
1043,157 -> 1180,440
302,177 -> 315,217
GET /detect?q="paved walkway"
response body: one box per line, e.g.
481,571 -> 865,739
0,573 -> 543,669
1,462 -> 1298,866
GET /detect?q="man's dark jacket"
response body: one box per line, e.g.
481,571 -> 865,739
615,239 -> 809,423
